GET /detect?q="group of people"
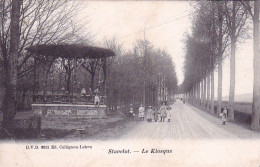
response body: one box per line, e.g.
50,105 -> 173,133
127,102 -> 172,122
80,87 -> 101,106
127,99 -> 228,125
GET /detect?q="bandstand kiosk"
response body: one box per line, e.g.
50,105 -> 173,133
26,44 -> 115,118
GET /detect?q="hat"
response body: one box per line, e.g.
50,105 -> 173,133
149,106 -> 152,108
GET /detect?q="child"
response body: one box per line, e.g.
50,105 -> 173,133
166,108 -> 172,122
94,94 -> 100,106
138,104 -> 145,121
146,106 -> 154,122
159,102 -> 167,122
219,107 -> 228,125
153,108 -> 159,122
127,107 -> 135,119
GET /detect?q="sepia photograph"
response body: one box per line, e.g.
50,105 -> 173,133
1,0 -> 260,166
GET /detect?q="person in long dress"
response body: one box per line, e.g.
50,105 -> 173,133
138,104 -> 145,121
219,107 -> 228,125
146,106 -> 154,122
159,102 -> 167,122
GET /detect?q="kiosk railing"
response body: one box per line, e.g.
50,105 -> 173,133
33,94 -> 106,105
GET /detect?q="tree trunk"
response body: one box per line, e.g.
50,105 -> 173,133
198,81 -> 201,106
203,77 -> 207,110
91,73 -> 95,91
21,89 -> 26,110
211,70 -> 214,114
193,84 -> 196,105
195,82 -> 199,107
66,71 -> 71,94
43,70 -> 48,103
228,1 -> 236,122
188,90 -> 190,103
190,90 -> 192,104
102,58 -> 107,97
2,0 -> 22,135
143,81 -> 146,106
194,83 -> 197,106
197,82 -> 200,106
192,86 -> 195,105
229,37 -> 236,121
72,57 -> 77,96
201,80 -> 203,108
193,85 -> 195,105
33,57 -> 37,102
251,0 -> 260,130
207,73 -> 210,112
113,89 -> 118,112
196,82 -> 199,106
217,2 -> 223,115
217,46 -> 223,115
202,79 -> 205,108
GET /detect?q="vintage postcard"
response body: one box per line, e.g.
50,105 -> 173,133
1,0 -> 260,167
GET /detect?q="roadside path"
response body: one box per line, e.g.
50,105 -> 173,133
93,100 -> 260,140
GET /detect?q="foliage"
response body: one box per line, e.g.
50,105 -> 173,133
0,0 -> 92,109
105,39 -> 178,109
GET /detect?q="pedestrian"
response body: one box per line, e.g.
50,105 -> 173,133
138,104 -> 145,121
219,107 -> 228,125
89,88 -> 93,96
166,107 -> 172,122
81,87 -> 86,96
127,107 -> 135,119
94,93 -> 100,106
159,102 -> 167,122
153,108 -> 159,122
146,106 -> 154,122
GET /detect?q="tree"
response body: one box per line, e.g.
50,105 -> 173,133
103,37 -> 124,111
2,0 -> 22,135
0,0 -> 91,110
243,0 -> 260,130
103,38 -> 177,111
81,59 -> 99,91
223,1 -> 250,121
217,2 -> 224,116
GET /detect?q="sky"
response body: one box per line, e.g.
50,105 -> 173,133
76,1 -> 254,98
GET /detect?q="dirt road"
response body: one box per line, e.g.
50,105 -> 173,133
92,100 -> 260,140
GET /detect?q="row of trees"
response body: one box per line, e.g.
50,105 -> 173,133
104,38 -> 178,111
180,0 -> 260,130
